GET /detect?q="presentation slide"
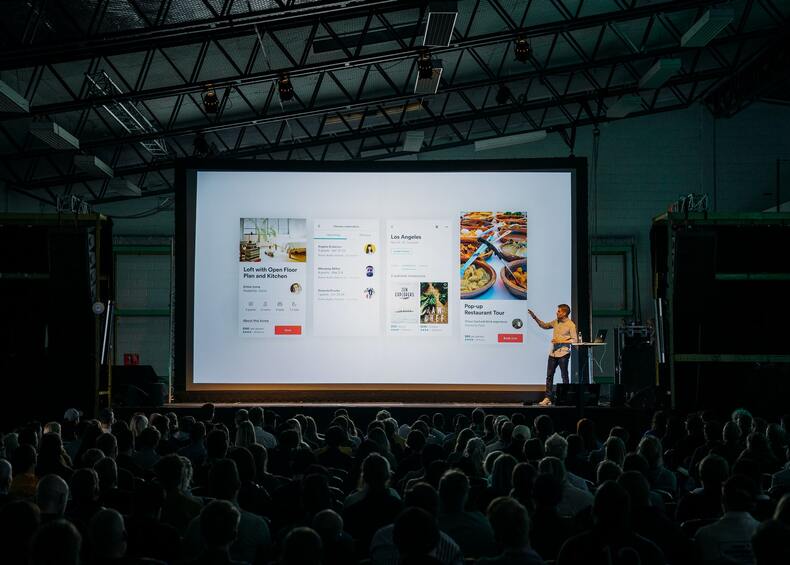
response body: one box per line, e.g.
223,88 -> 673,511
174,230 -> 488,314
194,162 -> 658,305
188,168 -> 575,388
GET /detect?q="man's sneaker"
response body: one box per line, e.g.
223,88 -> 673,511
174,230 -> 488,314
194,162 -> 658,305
538,397 -> 552,406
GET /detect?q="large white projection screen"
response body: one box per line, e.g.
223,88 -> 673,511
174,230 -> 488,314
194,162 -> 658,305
182,164 -> 582,391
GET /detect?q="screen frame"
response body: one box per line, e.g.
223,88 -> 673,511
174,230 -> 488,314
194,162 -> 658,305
175,158 -> 589,397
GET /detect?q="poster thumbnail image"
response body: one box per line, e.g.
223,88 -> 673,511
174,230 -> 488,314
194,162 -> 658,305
239,218 -> 307,263
459,211 -> 527,300
420,282 -> 448,324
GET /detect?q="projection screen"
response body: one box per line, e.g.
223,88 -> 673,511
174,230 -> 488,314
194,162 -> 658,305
177,160 -> 588,392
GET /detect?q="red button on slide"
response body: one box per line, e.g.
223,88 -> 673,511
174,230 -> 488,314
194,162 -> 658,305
498,333 -> 523,343
275,325 -> 302,335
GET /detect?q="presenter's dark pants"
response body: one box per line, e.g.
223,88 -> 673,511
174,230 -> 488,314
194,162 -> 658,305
546,354 -> 570,399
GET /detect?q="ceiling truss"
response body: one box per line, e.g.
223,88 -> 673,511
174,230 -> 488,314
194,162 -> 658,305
0,0 -> 787,205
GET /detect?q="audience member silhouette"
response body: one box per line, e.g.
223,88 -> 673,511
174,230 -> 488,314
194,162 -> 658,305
184,499 -> 247,565
478,496 -> 544,565
437,470 -> 497,558
557,481 -> 665,565
30,518 -> 80,565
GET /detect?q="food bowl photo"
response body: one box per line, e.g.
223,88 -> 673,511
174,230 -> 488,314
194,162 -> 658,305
460,237 -> 494,262
500,259 -> 527,299
460,260 -> 496,299
498,232 -> 527,262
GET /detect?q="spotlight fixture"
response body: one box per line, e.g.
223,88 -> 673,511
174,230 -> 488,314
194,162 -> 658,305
514,37 -> 531,63
202,84 -> 219,114
417,51 -> 434,79
495,84 -> 512,105
278,74 -> 294,102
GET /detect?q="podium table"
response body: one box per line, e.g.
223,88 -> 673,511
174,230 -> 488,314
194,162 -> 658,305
569,342 -> 607,413
570,342 -> 607,383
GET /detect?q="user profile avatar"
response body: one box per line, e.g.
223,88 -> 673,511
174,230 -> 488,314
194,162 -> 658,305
512,318 -> 523,329
365,265 -> 374,277
364,243 -> 376,254
363,287 -> 375,299
290,282 -> 302,294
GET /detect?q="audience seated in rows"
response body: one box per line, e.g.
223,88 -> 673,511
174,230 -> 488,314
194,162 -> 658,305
1,403 -> 790,564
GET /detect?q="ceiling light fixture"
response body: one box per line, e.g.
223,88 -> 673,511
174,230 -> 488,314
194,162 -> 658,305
638,58 -> 682,90
0,79 -> 30,113
474,130 -> 547,152
423,1 -> 458,47
109,179 -> 142,197
401,131 -> 425,153
606,94 -> 643,118
325,101 -> 424,126
30,120 -> 80,150
73,155 -> 114,178
680,7 -> 734,48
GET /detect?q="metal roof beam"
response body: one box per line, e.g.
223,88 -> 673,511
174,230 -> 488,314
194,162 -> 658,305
10,0 -> 726,117
0,0 -> 420,70
3,26 -> 768,161
11,65 -> 728,191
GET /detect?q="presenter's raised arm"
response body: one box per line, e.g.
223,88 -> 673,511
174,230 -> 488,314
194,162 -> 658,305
528,309 -> 552,330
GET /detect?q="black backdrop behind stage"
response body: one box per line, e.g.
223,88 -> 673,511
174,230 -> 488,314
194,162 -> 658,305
0,216 -> 113,428
652,216 -> 790,414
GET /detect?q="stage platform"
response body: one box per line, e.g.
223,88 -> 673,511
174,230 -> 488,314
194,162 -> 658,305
118,403 -> 651,437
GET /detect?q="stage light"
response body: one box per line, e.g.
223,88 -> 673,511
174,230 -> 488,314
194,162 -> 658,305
202,84 -> 219,114
278,74 -> 294,102
514,37 -> 531,63
495,84 -> 512,105
417,51 -> 434,79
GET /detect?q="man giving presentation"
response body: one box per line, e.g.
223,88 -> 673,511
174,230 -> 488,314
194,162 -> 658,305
528,304 -> 577,406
